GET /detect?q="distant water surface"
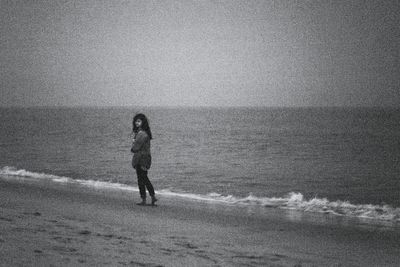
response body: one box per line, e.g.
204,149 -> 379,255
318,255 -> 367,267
1,107 -> 399,221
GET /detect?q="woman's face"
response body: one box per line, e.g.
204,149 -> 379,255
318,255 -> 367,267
135,119 -> 143,128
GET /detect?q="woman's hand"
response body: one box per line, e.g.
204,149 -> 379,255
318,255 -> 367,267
129,132 -> 136,142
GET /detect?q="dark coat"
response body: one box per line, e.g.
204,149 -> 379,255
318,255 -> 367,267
131,130 -> 151,170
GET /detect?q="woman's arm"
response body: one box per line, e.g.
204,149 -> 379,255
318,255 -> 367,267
131,131 -> 148,153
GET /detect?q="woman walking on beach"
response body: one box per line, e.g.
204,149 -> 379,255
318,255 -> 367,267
131,113 -> 157,206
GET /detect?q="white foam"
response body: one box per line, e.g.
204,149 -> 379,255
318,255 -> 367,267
1,166 -> 399,222
0,166 -> 71,181
0,166 -> 138,192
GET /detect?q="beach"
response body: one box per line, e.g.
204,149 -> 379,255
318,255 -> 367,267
2,0 -> 400,264
1,179 -> 399,267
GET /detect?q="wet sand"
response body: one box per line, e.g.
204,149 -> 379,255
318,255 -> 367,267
1,179 -> 400,266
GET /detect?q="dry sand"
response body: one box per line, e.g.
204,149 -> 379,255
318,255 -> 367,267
1,179 -> 400,266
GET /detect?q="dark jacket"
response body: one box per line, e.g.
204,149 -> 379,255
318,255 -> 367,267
131,130 -> 151,170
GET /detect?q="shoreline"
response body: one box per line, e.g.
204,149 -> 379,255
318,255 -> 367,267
1,179 -> 400,266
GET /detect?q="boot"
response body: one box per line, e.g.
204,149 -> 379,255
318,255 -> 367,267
151,196 -> 158,206
136,198 -> 146,206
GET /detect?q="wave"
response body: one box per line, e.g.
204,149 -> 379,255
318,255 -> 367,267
1,166 -> 399,222
158,190 -> 400,222
0,166 -> 138,192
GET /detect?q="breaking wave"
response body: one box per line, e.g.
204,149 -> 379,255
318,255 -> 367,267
1,166 -> 399,222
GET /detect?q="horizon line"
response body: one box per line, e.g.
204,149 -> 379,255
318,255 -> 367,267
0,104 -> 399,109
0,105 -> 400,109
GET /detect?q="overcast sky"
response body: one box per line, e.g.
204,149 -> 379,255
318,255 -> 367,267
1,0 -> 399,107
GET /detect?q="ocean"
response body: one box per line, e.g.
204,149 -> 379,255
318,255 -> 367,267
1,107 -> 399,223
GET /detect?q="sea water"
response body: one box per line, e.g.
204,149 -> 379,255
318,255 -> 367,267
1,107 -> 399,222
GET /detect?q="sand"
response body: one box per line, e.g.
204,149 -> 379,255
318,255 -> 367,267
1,179 -> 400,267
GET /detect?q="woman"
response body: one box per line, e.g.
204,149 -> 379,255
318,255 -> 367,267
131,113 -> 157,205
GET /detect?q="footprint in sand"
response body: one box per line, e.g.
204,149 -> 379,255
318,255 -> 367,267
23,212 -> 41,216
171,238 -> 198,250
78,230 -> 91,235
0,216 -> 13,222
53,236 -> 74,244
95,233 -> 133,242
232,253 -> 290,265
160,248 -> 179,255
178,242 -> 198,249
129,261 -> 163,267
168,236 -> 186,240
52,246 -> 78,253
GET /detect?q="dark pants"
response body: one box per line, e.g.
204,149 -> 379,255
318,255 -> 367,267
136,165 -> 155,200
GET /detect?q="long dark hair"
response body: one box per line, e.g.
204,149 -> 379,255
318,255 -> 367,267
132,113 -> 152,140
